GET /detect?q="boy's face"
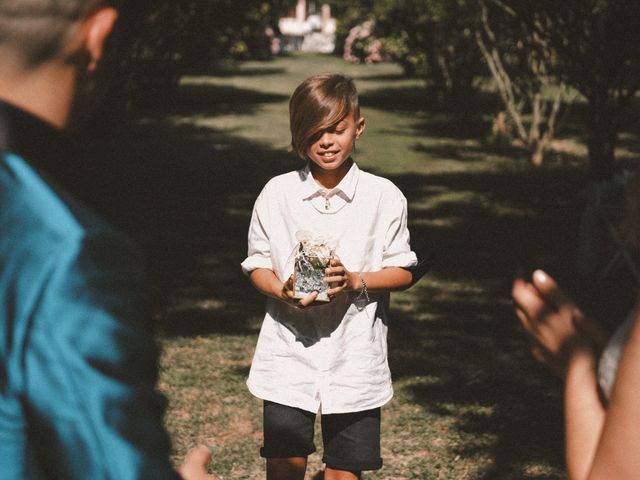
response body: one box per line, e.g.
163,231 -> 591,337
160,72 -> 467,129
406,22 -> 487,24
307,114 -> 365,172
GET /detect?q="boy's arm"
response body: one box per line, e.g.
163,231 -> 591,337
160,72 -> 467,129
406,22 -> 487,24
324,260 -> 413,296
355,267 -> 413,292
249,268 -> 289,300
250,268 -> 318,306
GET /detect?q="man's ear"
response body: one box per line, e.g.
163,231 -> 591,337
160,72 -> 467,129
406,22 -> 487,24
355,116 -> 366,139
81,7 -> 119,72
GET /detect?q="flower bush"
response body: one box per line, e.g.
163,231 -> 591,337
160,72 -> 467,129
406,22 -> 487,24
343,20 -> 389,64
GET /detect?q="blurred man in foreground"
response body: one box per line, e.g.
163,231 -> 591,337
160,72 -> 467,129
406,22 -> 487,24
0,1 -> 216,478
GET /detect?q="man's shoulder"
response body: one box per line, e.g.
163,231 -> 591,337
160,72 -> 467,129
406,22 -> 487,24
0,152 -> 133,268
1,152 -> 115,240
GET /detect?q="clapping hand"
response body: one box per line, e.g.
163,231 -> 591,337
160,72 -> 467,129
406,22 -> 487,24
512,270 -> 607,377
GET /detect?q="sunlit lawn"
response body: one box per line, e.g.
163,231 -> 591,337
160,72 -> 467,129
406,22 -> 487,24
84,53 -> 639,479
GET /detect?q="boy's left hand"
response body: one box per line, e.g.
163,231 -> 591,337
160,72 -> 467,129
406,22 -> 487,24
324,258 -> 359,298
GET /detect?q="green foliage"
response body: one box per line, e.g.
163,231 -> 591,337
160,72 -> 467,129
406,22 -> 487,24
326,0 -> 376,54
536,0 -> 640,179
114,1 -> 296,109
332,0 -> 483,103
480,0 -> 640,179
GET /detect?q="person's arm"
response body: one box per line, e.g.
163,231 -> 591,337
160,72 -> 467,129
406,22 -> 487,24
249,268 -> 318,306
587,304 -> 640,480
323,261 -> 413,297
512,270 -> 608,480
359,267 -> 413,291
378,187 -> 417,289
242,187 -> 318,307
324,185 -> 416,296
564,342 -> 606,480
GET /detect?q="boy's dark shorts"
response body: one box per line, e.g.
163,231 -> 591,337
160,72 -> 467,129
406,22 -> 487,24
260,400 -> 383,472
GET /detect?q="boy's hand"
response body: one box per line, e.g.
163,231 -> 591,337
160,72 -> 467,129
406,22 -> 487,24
324,258 -> 359,298
280,275 -> 318,307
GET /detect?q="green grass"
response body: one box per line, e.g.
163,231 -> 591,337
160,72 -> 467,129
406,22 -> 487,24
80,53 -> 638,479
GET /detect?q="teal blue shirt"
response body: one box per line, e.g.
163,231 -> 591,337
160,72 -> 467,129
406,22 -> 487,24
0,103 -> 179,479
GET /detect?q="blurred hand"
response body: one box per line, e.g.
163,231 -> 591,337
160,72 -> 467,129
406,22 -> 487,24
177,445 -> 220,480
512,269 -> 606,377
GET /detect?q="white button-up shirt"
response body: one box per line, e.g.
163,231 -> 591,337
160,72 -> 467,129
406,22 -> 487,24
241,162 -> 417,414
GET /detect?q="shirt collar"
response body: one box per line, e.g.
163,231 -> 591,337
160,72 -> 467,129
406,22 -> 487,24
298,160 -> 360,201
0,99 -> 79,190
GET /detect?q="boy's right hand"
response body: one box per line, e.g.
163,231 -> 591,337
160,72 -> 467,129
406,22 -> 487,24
281,275 -> 318,308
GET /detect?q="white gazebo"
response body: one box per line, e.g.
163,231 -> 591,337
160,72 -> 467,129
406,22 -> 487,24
278,1 -> 336,53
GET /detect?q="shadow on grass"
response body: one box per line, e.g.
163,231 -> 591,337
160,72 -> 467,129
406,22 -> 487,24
76,84 -> 298,337
356,72 -> 411,82
133,83 -> 289,118
185,61 -> 287,78
75,76 -> 635,478
370,165 -> 587,479
360,85 -> 503,114
170,84 -> 288,117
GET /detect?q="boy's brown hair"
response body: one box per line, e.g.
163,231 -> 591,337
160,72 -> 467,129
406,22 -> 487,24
289,73 -> 360,159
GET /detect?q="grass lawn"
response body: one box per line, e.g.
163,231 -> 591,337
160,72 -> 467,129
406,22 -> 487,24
82,53 -> 638,479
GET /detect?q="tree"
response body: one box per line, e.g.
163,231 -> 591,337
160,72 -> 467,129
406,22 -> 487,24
115,1 -> 296,109
538,0 -> 640,180
374,0 -> 481,103
331,0 -> 482,105
327,0 -> 375,56
479,0 -> 640,179
374,0 -> 482,103
476,0 -> 571,166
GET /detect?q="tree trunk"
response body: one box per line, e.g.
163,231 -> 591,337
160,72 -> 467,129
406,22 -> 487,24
530,139 -> 546,167
586,113 -> 617,181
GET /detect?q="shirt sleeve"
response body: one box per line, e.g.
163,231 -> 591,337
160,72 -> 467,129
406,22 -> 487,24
241,188 -> 274,275
381,188 -> 418,269
22,231 -> 180,480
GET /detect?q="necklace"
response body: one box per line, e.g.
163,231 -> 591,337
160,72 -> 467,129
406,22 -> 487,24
320,191 -> 331,210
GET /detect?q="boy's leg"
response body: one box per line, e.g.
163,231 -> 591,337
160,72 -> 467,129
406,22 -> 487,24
321,407 -> 382,478
267,457 -> 307,480
261,400 -> 317,480
323,467 -> 361,479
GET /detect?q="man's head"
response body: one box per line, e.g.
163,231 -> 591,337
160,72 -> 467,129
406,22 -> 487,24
0,1 -> 120,129
0,0 -> 118,67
